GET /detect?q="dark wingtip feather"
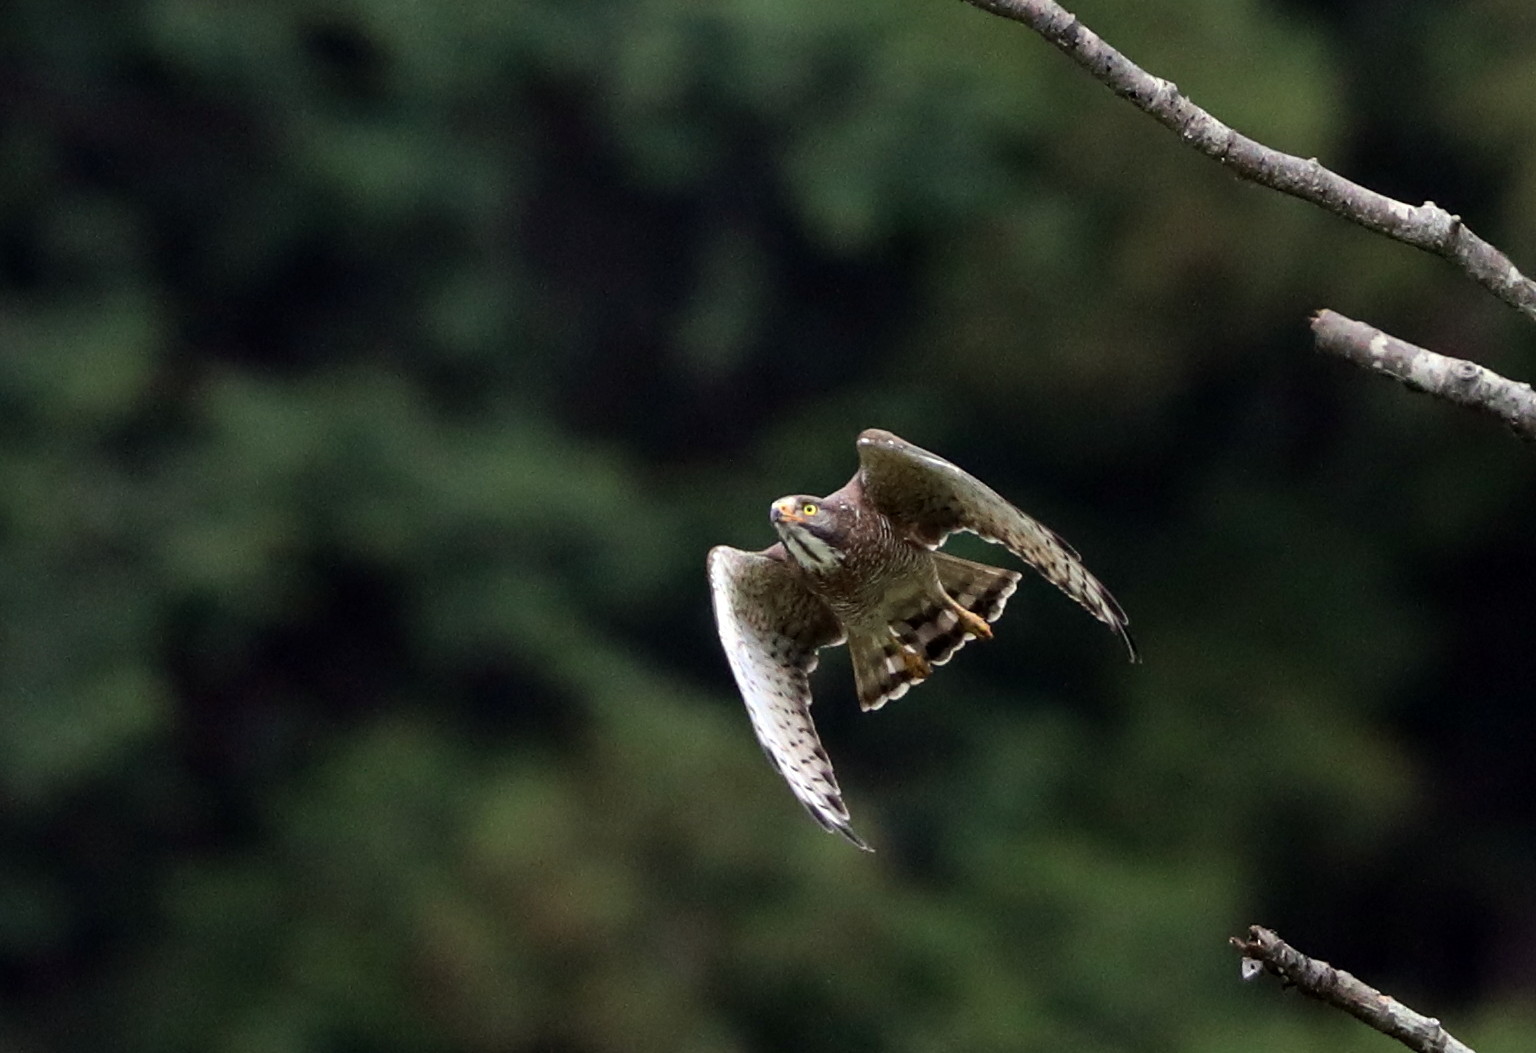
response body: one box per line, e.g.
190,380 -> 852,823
1119,624 -> 1141,664
836,824 -> 875,852
1086,577 -> 1139,663
805,799 -> 875,851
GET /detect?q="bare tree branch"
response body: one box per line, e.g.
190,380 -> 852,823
1313,310 -> 1536,441
1231,927 -> 1478,1053
961,0 -> 1536,323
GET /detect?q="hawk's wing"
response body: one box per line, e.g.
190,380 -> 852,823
707,544 -> 870,850
856,428 -> 1138,661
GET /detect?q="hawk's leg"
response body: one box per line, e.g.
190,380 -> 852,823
898,644 -> 932,681
949,598 -> 993,640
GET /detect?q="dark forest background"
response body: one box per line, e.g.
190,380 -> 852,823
2,0 -> 1534,1050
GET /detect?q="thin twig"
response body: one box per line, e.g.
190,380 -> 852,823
1312,310 -> 1536,441
1231,926 -> 1477,1053
961,0 -> 1536,323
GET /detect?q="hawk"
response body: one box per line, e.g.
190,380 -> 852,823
708,429 -> 1137,850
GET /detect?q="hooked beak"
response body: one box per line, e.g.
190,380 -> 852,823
771,500 -> 805,525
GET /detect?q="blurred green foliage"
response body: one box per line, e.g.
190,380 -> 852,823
1,0 -> 1534,1050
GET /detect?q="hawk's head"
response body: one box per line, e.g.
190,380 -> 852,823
770,495 -> 850,572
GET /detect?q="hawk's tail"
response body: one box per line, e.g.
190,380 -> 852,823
850,554 -> 1022,712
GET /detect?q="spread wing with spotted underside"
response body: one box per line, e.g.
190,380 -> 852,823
855,429 -> 1138,661
706,544 -> 870,850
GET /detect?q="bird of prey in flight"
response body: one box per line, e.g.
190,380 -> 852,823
708,429 -> 1136,850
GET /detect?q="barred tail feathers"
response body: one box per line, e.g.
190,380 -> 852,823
851,555 -> 1021,712
892,553 -> 1020,668
932,552 -> 1021,632
848,632 -> 927,712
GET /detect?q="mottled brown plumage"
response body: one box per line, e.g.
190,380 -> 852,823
709,429 -> 1136,849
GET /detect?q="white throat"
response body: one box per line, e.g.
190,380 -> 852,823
778,523 -> 844,572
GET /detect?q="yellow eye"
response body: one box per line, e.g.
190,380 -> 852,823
801,502 -> 819,516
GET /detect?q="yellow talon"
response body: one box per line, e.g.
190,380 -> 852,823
954,604 -> 993,640
899,647 -> 932,680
